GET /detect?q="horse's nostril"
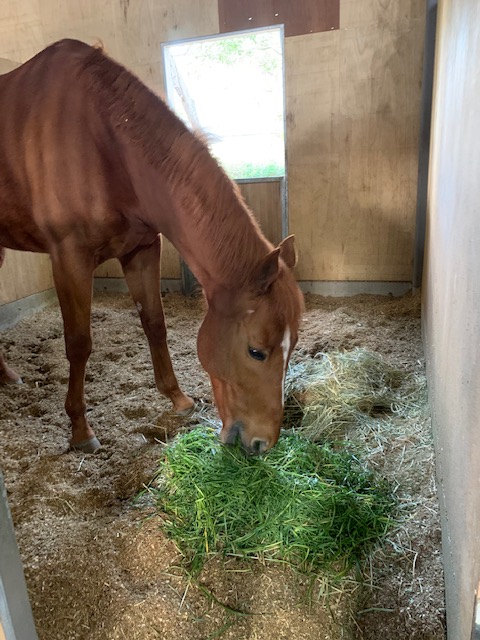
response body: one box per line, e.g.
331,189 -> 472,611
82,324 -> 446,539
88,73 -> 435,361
224,421 -> 242,445
250,438 -> 269,455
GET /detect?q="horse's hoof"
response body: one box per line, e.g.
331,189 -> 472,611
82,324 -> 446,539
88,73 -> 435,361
70,436 -> 101,453
176,402 -> 196,417
0,374 -> 23,385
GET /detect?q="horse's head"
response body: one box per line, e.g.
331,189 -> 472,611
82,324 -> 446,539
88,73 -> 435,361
197,236 -> 304,455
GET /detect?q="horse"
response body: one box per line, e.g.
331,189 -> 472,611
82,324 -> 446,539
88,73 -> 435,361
0,39 -> 304,455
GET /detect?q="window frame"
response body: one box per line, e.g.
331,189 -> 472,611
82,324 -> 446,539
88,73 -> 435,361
161,24 -> 288,182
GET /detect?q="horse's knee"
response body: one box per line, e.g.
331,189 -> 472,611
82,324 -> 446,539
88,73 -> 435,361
65,332 -> 92,363
141,316 -> 167,344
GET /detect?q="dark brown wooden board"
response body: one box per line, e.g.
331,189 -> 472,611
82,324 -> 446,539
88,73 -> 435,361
218,0 -> 339,37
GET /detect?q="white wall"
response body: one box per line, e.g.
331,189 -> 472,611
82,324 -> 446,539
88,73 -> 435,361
424,0 -> 480,637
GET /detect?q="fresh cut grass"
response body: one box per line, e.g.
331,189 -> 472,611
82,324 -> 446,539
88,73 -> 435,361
150,426 -> 396,577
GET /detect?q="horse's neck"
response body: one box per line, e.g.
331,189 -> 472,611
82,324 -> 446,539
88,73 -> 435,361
132,135 -> 273,294
119,115 -> 271,293
165,183 -> 271,296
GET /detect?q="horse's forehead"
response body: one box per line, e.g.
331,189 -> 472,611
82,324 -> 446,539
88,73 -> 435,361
245,301 -> 293,343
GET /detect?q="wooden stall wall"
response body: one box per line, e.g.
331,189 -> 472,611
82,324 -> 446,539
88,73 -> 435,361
288,1 -> 425,290
0,0 -> 425,304
423,0 -> 480,637
0,252 -> 53,307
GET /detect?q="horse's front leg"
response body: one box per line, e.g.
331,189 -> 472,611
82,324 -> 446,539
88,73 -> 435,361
51,248 -> 100,452
120,236 -> 195,414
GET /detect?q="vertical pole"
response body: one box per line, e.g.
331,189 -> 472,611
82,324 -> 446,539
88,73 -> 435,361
413,0 -> 438,290
0,471 -> 38,640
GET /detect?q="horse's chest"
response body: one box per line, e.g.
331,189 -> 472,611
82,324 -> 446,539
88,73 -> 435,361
94,216 -> 158,262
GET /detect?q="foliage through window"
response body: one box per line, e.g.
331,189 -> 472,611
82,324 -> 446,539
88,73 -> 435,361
163,28 -> 285,180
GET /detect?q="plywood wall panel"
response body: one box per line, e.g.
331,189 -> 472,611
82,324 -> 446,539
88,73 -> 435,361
38,0 -> 117,54
94,238 -> 180,280
160,240 -> 181,278
0,250 -> 53,305
0,58 -> 19,73
113,2 -> 172,68
339,145 -> 417,280
287,160 -> 341,279
94,259 -> 122,279
341,0 -> 425,29
339,22 -> 423,127
238,180 -> 283,246
286,5 -> 424,282
38,0 -> 113,28
285,31 -> 341,281
0,0 -> 43,61
334,19 -> 423,281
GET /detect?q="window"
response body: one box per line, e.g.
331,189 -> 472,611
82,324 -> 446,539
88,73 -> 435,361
162,27 -> 285,180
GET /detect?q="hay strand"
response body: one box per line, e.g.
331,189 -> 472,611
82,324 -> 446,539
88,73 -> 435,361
284,348 -> 424,442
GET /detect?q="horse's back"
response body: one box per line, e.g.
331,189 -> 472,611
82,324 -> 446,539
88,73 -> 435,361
0,39 -> 102,147
0,40 -> 130,255
0,39 -> 94,106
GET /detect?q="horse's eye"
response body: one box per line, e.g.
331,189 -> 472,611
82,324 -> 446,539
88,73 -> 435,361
248,347 -> 267,362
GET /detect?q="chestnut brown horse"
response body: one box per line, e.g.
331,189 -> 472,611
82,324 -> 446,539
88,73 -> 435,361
0,39 -> 303,455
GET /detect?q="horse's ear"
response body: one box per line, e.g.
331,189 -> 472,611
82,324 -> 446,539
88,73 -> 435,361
279,235 -> 297,270
254,248 -> 281,295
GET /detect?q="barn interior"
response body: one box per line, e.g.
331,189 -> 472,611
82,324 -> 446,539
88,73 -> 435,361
0,1 -> 479,639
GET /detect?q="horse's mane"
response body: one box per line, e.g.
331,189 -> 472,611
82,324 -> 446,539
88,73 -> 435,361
78,44 -> 273,288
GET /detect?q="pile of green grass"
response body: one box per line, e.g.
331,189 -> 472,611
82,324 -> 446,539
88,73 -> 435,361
151,426 -> 396,576
284,348 -> 419,441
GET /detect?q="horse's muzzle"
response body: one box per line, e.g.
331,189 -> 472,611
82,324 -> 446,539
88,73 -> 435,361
221,421 -> 270,456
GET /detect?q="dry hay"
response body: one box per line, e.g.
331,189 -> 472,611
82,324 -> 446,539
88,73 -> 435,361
284,347 -> 426,442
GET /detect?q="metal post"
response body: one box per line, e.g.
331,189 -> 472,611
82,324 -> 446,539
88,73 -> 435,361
0,471 -> 38,640
413,0 -> 438,290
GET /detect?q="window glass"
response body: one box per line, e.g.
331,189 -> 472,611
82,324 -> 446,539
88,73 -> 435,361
163,28 -> 285,179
